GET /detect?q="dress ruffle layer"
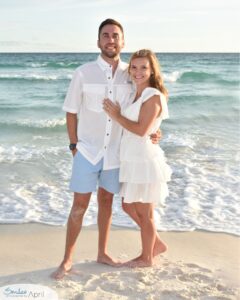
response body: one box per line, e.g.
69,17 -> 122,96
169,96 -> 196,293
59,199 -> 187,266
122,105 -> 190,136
120,181 -> 169,206
119,155 -> 172,184
119,154 -> 171,205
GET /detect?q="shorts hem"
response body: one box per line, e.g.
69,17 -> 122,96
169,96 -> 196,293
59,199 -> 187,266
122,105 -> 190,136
69,186 -> 96,194
98,184 -> 120,195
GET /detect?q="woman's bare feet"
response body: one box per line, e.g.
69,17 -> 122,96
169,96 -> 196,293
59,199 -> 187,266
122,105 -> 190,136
153,238 -> 168,257
97,253 -> 122,267
123,255 -> 153,268
51,260 -> 72,280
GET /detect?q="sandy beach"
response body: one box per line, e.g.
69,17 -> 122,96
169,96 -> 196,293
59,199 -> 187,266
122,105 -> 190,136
0,224 -> 239,300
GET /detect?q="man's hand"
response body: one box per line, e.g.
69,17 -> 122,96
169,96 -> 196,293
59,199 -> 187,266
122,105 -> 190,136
71,149 -> 77,157
150,129 -> 162,144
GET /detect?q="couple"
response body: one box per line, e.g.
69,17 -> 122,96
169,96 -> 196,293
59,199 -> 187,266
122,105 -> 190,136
52,18 -> 171,280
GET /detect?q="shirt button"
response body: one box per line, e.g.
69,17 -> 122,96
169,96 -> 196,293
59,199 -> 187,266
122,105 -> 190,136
108,77 -> 111,80
104,146 -> 107,149
108,119 -> 111,122
107,133 -> 109,136
109,91 -> 112,94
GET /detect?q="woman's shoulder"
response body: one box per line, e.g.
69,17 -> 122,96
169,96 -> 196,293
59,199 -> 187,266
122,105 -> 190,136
141,87 -> 162,103
142,87 -> 160,96
141,87 -> 169,118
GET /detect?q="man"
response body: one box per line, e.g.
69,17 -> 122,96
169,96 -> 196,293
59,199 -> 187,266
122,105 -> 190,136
52,19 -> 165,280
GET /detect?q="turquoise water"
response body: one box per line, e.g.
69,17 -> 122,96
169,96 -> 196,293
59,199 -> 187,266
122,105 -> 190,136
0,53 -> 239,235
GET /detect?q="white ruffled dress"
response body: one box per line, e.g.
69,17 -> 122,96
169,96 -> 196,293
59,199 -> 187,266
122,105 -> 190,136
119,87 -> 172,206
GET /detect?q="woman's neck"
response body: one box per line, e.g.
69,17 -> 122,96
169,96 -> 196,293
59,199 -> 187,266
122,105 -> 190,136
135,83 -> 150,99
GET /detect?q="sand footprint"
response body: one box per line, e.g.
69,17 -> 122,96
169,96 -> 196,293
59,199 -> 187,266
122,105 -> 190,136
186,263 -> 212,273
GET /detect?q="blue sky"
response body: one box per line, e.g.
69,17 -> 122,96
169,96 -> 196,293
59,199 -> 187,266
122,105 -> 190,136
0,0 -> 239,52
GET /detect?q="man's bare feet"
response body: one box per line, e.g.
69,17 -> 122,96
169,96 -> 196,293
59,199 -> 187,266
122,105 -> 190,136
153,239 -> 168,257
97,254 -> 122,267
51,261 -> 72,280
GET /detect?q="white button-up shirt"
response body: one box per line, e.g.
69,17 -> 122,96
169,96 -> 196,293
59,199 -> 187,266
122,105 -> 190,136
63,55 -> 134,170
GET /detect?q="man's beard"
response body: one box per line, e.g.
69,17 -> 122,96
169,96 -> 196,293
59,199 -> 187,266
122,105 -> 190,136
101,48 -> 120,59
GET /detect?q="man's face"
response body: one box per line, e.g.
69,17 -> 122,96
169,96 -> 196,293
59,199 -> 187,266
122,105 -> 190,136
97,24 -> 124,59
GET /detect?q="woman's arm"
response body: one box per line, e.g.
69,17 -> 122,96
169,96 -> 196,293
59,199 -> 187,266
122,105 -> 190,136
103,95 -> 162,137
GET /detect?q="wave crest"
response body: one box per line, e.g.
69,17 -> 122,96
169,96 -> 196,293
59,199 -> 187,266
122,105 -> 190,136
0,73 -> 72,81
163,70 -> 238,85
0,61 -> 80,69
0,118 -> 66,128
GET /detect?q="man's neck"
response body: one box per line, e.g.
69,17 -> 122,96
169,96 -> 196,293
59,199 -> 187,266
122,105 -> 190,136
100,54 -> 120,75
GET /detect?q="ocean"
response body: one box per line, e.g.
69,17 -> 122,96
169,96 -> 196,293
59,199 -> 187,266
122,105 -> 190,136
0,53 -> 239,235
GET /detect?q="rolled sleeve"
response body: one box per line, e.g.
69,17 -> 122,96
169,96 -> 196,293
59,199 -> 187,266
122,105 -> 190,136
62,69 -> 83,114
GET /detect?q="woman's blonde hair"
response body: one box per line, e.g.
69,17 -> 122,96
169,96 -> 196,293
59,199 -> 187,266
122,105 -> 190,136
128,49 -> 168,97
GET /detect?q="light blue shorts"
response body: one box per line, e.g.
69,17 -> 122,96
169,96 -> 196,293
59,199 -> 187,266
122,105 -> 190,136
70,150 -> 120,194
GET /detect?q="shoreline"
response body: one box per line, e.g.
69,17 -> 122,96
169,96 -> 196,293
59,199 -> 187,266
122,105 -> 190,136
1,221 -> 239,237
0,224 -> 239,299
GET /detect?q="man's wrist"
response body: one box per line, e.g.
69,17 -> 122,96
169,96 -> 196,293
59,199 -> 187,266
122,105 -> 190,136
69,143 -> 77,151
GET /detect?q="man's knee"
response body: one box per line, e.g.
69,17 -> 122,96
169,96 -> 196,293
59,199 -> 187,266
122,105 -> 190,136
70,205 -> 87,223
98,188 -> 113,205
97,193 -> 113,218
70,197 -> 89,223
98,200 -> 112,213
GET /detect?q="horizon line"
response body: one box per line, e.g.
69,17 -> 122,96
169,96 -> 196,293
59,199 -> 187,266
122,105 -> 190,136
0,51 -> 239,54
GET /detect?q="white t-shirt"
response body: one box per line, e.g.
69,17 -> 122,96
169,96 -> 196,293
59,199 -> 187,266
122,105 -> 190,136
63,55 -> 134,170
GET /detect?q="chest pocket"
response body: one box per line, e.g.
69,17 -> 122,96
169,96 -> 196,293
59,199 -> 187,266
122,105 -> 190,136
83,84 -> 105,113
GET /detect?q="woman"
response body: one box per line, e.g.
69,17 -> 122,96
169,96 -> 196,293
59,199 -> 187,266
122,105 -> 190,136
103,49 -> 171,267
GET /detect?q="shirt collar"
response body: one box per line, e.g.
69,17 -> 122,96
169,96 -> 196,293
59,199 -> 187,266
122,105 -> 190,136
97,54 -> 125,72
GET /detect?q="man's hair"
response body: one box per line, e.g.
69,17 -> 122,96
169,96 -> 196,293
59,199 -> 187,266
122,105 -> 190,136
98,18 -> 124,39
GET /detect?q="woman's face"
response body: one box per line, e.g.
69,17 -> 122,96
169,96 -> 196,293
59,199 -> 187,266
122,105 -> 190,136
129,57 -> 152,86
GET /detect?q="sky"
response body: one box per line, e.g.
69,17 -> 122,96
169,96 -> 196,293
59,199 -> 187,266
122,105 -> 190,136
0,0 -> 239,53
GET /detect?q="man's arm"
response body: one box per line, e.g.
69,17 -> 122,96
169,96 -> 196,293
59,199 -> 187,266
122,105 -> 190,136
66,112 -> 78,156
